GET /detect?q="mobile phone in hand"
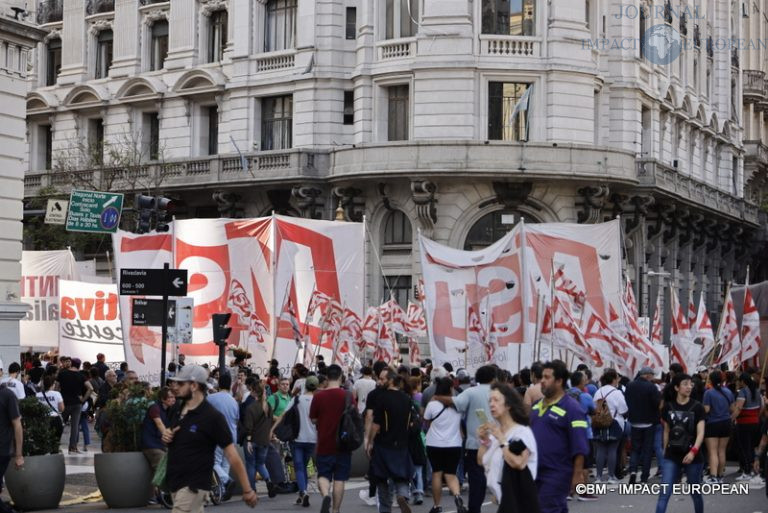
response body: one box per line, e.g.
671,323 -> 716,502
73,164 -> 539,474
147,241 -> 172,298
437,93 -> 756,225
475,408 -> 489,424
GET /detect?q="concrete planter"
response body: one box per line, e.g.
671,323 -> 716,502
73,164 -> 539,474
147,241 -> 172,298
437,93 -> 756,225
5,453 -> 65,511
95,452 -> 153,508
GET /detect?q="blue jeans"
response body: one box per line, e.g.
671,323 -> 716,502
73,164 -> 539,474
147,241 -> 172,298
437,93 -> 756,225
79,413 -> 90,447
291,442 -> 316,493
654,458 -> 703,513
463,449 -> 486,513
214,446 -> 231,485
244,443 -> 270,488
629,425 -> 656,482
412,465 -> 423,497
654,424 -> 664,479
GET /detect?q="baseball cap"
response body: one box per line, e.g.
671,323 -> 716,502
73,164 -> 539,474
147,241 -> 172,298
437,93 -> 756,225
638,366 -> 655,376
168,364 -> 209,385
456,368 -> 470,381
305,376 -> 319,391
696,365 -> 708,373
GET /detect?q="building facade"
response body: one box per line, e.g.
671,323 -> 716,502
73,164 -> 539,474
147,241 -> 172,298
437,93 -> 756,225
23,0 -> 764,353
0,0 -> 44,366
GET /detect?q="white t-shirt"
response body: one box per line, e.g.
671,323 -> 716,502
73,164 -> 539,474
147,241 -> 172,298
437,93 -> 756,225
424,400 -> 463,447
1,377 -> 25,400
296,394 -> 318,444
353,377 -> 376,414
593,384 -> 628,430
36,390 -> 63,417
482,424 -> 538,502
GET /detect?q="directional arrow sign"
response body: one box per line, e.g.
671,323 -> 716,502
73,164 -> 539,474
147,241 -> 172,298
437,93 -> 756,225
66,190 -> 124,233
120,268 -> 188,297
132,298 -> 178,326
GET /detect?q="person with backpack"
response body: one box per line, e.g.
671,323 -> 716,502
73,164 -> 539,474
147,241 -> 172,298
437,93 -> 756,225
310,364 -> 357,513
732,372 -> 763,480
655,373 -> 705,513
242,382 -> 276,498
592,369 -> 627,484
702,370 -> 734,483
423,377 -> 465,513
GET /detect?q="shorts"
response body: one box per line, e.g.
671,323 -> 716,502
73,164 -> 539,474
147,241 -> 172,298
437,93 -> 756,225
705,420 -> 732,438
316,453 -> 351,481
426,446 -> 462,474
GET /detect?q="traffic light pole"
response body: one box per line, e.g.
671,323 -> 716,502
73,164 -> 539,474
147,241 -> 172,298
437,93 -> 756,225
161,262 -> 169,386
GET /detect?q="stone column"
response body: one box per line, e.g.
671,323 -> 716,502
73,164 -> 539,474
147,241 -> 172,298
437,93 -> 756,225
110,0 -> 141,77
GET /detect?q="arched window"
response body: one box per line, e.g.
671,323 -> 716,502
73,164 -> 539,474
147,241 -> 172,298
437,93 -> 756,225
383,210 -> 412,246
464,210 -> 536,250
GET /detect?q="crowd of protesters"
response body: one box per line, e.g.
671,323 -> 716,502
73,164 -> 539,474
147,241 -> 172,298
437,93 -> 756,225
0,350 -> 767,513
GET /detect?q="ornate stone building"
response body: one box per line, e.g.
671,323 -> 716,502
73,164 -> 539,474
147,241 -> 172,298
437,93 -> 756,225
23,0 -> 762,350
0,0 -> 44,366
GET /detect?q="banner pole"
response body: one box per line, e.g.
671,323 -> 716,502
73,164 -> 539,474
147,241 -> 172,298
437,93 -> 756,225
520,217 -> 528,371
741,267 -> 750,367
464,293 -> 468,369
270,212 -> 278,366
709,280 -> 732,368
550,259 -> 555,361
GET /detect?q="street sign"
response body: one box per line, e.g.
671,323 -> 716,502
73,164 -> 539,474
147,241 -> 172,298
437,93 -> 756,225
169,297 -> 194,344
66,189 -> 124,233
44,199 -> 68,225
131,298 -> 174,326
120,268 -> 188,297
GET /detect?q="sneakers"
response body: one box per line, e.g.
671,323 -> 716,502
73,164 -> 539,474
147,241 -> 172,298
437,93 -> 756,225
303,493 -> 310,508
735,472 -> 751,481
704,476 -> 719,484
454,495 -> 467,513
428,506 -> 442,513
413,494 -> 423,506
603,476 -> 619,485
320,495 -> 332,513
359,490 -> 377,507
397,496 -> 411,513
577,493 -> 599,502
267,481 -> 277,498
297,492 -> 305,505
222,480 -> 235,502
628,473 -> 637,486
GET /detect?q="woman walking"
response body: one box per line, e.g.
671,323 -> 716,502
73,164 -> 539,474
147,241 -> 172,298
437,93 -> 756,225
423,377 -> 465,513
732,372 -> 763,480
592,369 -> 628,483
243,382 -> 276,498
478,384 -> 539,513
702,370 -> 733,483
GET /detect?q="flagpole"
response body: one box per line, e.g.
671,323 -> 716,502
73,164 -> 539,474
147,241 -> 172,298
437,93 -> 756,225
534,293 -> 543,361
300,284 -> 317,367
550,259 -> 555,361
272,277 -> 292,362
741,267 -> 750,368
270,212 -> 278,364
520,216 -> 527,372
464,293 -> 469,369
708,280 -> 732,367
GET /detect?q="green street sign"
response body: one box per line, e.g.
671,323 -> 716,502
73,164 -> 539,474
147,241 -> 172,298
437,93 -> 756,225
65,189 -> 124,233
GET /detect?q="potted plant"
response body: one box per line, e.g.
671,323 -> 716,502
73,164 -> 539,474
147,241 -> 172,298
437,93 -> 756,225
5,397 -> 66,510
94,384 -> 154,508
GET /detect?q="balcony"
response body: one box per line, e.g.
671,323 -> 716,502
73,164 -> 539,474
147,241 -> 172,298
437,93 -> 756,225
376,38 -> 416,61
138,0 -> 167,5
635,158 -> 759,224
36,0 -> 62,24
480,35 -> 541,57
86,0 -> 115,15
744,140 -> 768,166
24,150 -> 330,197
743,70 -> 765,103
255,50 -> 295,72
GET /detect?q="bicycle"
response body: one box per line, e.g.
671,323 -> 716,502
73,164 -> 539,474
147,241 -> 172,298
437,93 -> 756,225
157,471 -> 224,509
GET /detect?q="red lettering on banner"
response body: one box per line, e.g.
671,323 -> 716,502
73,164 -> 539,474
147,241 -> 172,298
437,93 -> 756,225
61,293 -> 120,321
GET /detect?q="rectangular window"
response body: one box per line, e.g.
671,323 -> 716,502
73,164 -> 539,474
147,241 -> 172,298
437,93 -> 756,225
95,30 -> 113,79
202,106 -> 218,156
343,91 -> 354,125
732,157 -> 739,194
385,0 -> 418,39
261,95 -> 293,150
88,119 -> 105,165
142,112 -> 160,161
346,7 -> 357,39
387,85 -> 409,141
265,0 -> 296,52
481,0 -> 535,36
641,107 -> 651,157
488,82 -> 530,142
35,124 -> 53,170
150,20 -> 169,71
46,38 -> 61,86
384,275 -> 412,310
208,10 -> 228,63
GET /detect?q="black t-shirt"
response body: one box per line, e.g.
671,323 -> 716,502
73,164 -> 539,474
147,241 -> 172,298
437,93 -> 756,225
366,386 -> 386,414
57,369 -> 85,406
28,367 -> 44,385
372,389 -> 412,449
167,399 -> 233,493
0,388 -> 19,457
663,399 -> 705,464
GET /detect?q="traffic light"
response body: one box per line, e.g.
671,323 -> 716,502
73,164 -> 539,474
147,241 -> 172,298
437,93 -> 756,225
155,196 -> 173,232
135,194 -> 155,234
212,313 -> 232,347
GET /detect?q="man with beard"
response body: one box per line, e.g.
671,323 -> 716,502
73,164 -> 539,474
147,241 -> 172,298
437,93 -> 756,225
163,365 -> 258,512
530,360 -> 589,513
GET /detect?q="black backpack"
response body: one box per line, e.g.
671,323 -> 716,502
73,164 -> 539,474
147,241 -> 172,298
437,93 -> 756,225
274,397 -> 301,442
667,402 -> 696,452
336,391 -> 364,452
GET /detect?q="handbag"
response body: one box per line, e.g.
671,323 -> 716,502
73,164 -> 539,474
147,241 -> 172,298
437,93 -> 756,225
152,453 -> 168,488
41,392 -> 64,437
274,397 -> 301,442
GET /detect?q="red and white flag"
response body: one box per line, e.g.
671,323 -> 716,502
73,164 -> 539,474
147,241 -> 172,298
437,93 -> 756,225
553,266 -> 586,316
741,286 -> 761,364
649,288 -> 662,346
624,276 -> 638,320
339,307 -> 363,354
691,293 -> 715,359
361,306 -> 380,351
714,289 -> 741,367
280,294 -> 305,349
405,301 -> 427,336
408,337 -> 421,365
540,297 -> 602,367
621,299 -> 665,371
670,288 -> 698,374
380,298 -> 407,335
581,304 -> 625,373
688,291 -> 698,328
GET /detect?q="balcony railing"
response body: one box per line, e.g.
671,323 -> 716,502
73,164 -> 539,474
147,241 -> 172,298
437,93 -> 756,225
480,35 -> 540,57
743,70 -> 766,102
36,0 -> 62,24
255,50 -> 295,72
138,0 -> 167,5
635,158 -> 759,224
86,0 -> 115,15
376,38 -> 416,60
744,140 -> 768,166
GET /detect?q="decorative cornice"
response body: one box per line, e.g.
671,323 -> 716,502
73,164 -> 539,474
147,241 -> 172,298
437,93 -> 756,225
411,180 -> 438,238
87,18 -> 113,37
200,0 -> 229,17
332,187 -> 364,222
292,185 -> 324,219
576,185 -> 610,224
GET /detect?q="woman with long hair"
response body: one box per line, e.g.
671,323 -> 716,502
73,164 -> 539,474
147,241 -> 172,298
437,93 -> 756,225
702,370 -> 734,483
478,384 -> 539,513
243,382 -> 276,498
592,369 -> 628,483
731,372 -> 763,480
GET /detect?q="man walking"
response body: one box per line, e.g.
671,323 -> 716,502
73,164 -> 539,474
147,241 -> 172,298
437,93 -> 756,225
0,383 -> 23,513
266,377 -> 291,490
530,360 -> 589,513
163,365 -> 257,512
310,364 -> 353,513
57,357 -> 86,454
207,372 -> 240,500
625,367 -> 661,484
